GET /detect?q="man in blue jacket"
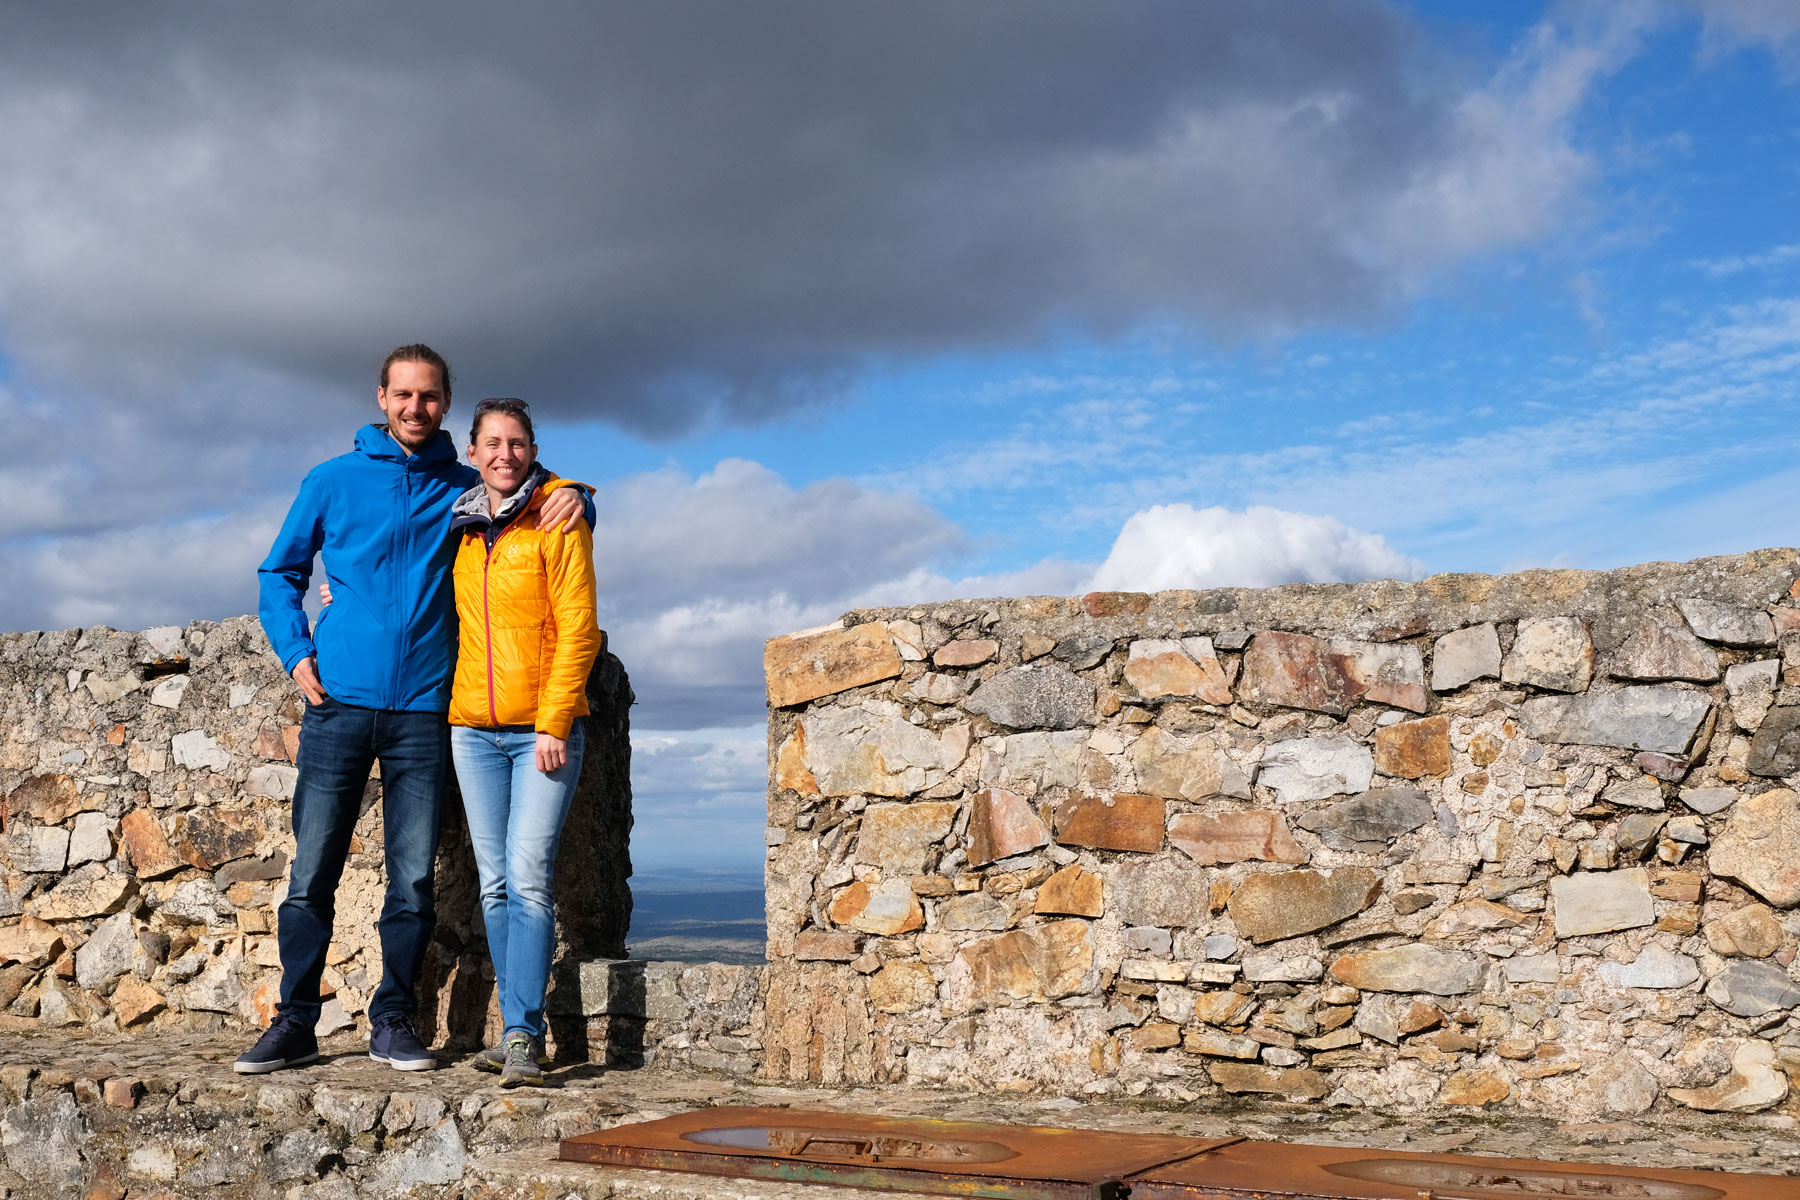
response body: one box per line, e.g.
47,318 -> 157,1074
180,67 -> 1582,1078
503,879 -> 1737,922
239,344 -> 591,1074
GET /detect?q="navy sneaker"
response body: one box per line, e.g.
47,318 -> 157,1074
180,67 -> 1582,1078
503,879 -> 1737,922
234,1012 -> 319,1075
368,1013 -> 436,1071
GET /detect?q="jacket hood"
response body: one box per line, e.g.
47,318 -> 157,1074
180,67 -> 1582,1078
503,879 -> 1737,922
450,463 -> 553,531
354,422 -> 459,465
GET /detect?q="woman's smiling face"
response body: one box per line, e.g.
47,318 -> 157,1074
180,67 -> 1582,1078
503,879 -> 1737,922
470,411 -> 536,497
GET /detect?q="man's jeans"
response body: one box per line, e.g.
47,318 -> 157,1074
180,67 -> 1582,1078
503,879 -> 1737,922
277,697 -> 448,1024
449,722 -> 584,1040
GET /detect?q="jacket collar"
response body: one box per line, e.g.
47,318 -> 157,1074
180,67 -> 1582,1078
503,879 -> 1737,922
450,464 -> 553,532
354,422 -> 459,466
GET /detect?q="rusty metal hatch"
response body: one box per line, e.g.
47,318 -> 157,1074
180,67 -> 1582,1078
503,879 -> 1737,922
1127,1139 -> 1794,1200
559,1107 -> 1800,1200
559,1106 -> 1233,1198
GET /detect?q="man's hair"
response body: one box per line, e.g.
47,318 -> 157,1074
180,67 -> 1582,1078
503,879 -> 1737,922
379,344 -> 452,399
470,397 -> 535,445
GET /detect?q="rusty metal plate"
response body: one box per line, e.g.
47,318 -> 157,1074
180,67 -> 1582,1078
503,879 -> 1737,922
1128,1139 -> 1800,1200
559,1106 -> 1235,1199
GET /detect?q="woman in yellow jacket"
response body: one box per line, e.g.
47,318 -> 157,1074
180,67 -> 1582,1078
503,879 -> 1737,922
447,397 -> 603,1087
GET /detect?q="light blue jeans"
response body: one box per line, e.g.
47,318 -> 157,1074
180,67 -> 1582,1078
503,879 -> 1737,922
449,721 -> 584,1041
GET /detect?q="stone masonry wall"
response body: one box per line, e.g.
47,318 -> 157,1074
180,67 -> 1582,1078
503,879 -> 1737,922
0,617 -> 634,1052
758,549 -> 1800,1118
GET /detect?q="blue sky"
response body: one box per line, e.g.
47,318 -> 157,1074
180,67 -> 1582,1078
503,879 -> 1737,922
1,2 -> 1796,874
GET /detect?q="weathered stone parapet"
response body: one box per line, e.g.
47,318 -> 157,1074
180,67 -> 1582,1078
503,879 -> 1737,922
761,549 -> 1800,1116
0,616 -> 633,1048
546,958 -> 763,1073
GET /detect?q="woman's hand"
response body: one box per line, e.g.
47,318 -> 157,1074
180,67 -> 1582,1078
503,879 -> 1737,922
536,732 -> 568,774
319,579 -> 334,606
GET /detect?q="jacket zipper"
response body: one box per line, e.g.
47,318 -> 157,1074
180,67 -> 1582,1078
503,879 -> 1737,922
395,464 -> 413,707
481,523 -> 516,727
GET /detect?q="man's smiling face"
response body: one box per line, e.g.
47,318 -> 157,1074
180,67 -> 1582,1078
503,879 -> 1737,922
376,359 -> 450,453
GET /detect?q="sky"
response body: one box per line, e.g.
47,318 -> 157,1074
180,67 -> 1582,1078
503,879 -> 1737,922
1,1 -> 1797,875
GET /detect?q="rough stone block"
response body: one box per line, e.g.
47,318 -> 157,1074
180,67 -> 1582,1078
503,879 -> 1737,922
1228,868 -> 1381,943
765,622 -> 902,707
966,788 -> 1049,867
1295,786 -> 1432,851
1257,736 -> 1373,804
1677,597 -> 1777,647
1549,868 -> 1654,937
1033,864 -> 1103,916
855,802 -> 957,873
1431,623 -> 1500,691
1502,617 -> 1594,693
1521,686 -> 1712,754
1372,715 -> 1451,779
1053,793 -> 1164,852
963,665 -> 1095,731
1329,945 -> 1485,995
1168,811 -> 1307,865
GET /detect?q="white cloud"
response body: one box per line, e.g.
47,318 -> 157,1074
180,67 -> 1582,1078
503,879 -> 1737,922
1690,243 -> 1800,277
0,506 -> 284,631
1683,0 -> 1800,67
629,724 -> 770,872
1090,504 -> 1424,593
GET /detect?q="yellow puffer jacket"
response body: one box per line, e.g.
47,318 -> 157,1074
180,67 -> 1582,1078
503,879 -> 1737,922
447,477 -> 604,739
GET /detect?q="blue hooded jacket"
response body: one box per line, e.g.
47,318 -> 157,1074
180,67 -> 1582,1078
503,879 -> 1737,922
258,424 -> 483,712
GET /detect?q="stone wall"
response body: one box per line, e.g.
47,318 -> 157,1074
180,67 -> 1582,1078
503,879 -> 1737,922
758,549 -> 1800,1118
0,617 -> 634,1050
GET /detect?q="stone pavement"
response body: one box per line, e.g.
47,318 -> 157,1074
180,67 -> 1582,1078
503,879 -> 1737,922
4,1023 -> 1800,1198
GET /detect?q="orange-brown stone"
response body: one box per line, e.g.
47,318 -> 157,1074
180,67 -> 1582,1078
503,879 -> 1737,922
1207,1063 -> 1330,1100
1054,793 -> 1165,853
0,915 -> 64,969
1399,1001 -> 1445,1034
764,622 -> 903,708
1240,631 -> 1360,714
828,879 -> 924,936
774,725 -> 820,795
856,802 -> 957,873
1192,990 -> 1254,1026
7,774 -> 94,826
867,961 -> 938,1013
1034,864 -> 1103,917
1228,867 -> 1381,943
1128,1023 -> 1181,1051
282,725 -> 302,763
113,976 -> 169,1027
1124,644 -> 1232,704
967,788 -> 1049,867
1168,812 -> 1307,866
1373,715 -> 1451,779
934,639 -> 998,668
119,810 -> 185,880
173,809 -> 264,870
1082,592 -> 1151,617
251,721 -> 288,761
1441,1069 -> 1512,1106
794,929 -> 861,961
956,919 -> 1092,1003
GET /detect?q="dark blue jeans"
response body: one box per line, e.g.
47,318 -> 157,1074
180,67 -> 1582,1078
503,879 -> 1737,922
277,697 -> 447,1024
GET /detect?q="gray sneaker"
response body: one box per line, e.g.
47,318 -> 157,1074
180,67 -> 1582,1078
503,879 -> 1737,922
499,1032 -> 546,1088
471,1035 -> 548,1073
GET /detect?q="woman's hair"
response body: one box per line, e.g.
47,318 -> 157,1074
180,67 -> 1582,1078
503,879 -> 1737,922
469,397 -> 535,445
379,343 -> 452,398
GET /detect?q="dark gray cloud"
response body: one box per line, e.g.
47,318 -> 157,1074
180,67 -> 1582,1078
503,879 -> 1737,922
0,0 -> 1590,440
